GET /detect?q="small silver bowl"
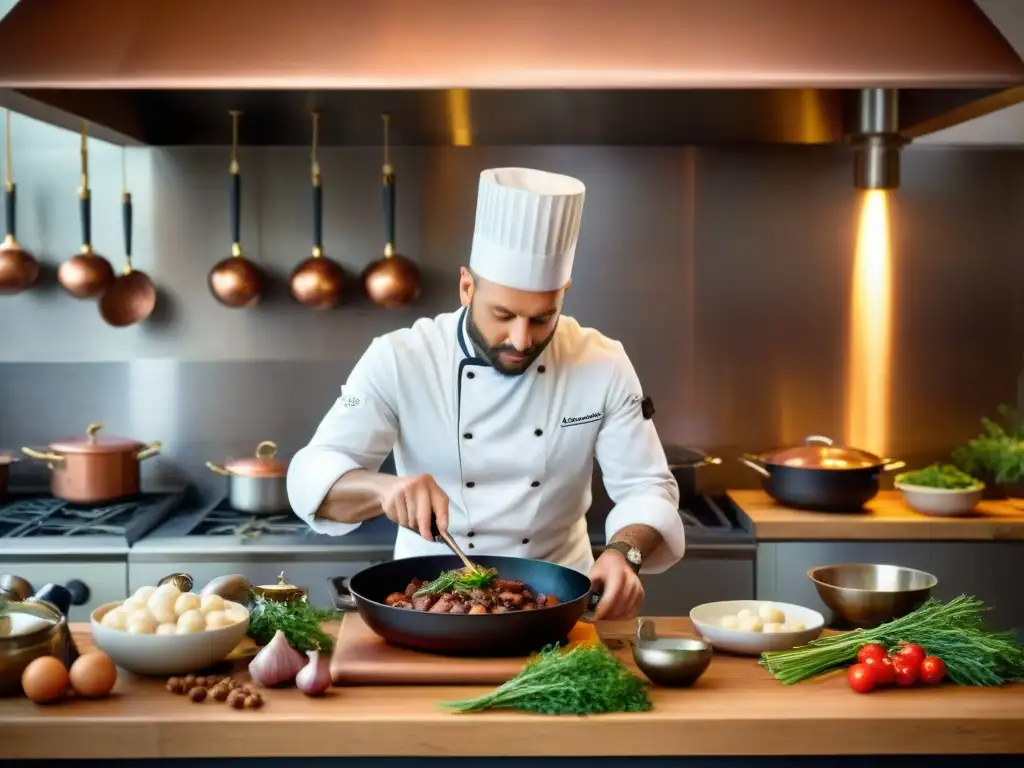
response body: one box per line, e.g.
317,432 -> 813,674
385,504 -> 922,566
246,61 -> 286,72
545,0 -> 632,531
631,618 -> 713,688
808,563 -> 937,628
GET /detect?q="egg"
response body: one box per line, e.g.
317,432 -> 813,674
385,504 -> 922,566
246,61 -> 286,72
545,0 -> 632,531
736,608 -> 755,622
758,603 -> 786,624
174,592 -> 201,617
204,610 -> 233,630
126,610 -> 159,635
718,614 -> 739,629
176,609 -> 206,634
762,622 -> 785,633
133,585 -> 157,603
69,652 -> 117,699
21,656 -> 69,704
101,609 -> 129,631
156,623 -> 177,635
200,593 -> 225,615
783,619 -> 806,632
736,614 -> 763,633
148,590 -> 179,625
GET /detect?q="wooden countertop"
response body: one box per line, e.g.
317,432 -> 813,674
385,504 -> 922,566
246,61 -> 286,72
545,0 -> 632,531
729,490 -> 1024,542
1,618 -> 1022,758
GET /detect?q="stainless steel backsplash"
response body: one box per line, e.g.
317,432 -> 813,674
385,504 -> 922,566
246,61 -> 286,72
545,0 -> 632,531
1,113 -> 1022,513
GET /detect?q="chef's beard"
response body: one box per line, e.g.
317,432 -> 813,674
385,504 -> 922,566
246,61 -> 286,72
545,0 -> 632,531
466,301 -> 558,376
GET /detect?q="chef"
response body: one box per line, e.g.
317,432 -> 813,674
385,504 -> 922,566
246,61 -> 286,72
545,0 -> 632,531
287,167 -> 684,620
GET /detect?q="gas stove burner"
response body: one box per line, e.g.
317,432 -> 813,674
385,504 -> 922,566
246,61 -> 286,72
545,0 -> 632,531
188,499 -> 309,539
0,490 -> 189,544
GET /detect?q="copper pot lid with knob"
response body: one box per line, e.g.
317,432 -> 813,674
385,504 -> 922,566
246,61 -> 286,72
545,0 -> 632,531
252,571 -> 307,603
209,440 -> 289,478
756,435 -> 891,470
47,423 -> 146,455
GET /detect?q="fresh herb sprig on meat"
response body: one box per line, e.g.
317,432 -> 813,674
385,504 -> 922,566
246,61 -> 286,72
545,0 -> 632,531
760,595 -> 1024,686
414,567 -> 498,597
247,595 -> 339,653
441,642 -> 653,715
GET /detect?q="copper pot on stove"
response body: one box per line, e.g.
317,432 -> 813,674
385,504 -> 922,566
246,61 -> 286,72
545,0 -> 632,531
20,423 -> 162,505
206,440 -> 290,515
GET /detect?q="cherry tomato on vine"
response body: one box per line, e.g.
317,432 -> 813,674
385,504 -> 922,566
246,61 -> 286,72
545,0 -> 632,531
856,643 -> 888,664
862,655 -> 895,686
895,642 -> 926,670
919,656 -> 947,685
847,663 -> 877,694
892,658 -> 919,687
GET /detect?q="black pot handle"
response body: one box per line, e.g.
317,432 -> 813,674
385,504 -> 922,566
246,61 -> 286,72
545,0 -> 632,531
312,179 -> 323,255
326,576 -> 358,612
80,189 -> 92,251
382,166 -> 396,254
5,181 -> 15,240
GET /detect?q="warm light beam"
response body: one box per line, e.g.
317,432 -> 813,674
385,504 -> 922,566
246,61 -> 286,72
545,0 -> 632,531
845,190 -> 892,456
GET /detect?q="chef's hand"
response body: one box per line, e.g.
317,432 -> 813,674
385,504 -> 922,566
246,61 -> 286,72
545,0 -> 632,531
587,548 -> 644,620
381,473 -> 450,542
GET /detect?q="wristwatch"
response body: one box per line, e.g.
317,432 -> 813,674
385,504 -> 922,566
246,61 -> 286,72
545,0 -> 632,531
605,541 -> 643,574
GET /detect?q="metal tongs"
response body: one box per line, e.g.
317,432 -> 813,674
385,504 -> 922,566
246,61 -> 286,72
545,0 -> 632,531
429,516 -> 484,575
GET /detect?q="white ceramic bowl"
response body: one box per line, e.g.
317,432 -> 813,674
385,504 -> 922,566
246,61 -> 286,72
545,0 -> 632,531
689,600 -> 824,656
90,601 -> 250,676
895,481 -> 984,517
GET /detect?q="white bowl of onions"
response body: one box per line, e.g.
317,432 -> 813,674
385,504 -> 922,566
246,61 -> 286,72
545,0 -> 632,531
90,583 -> 250,676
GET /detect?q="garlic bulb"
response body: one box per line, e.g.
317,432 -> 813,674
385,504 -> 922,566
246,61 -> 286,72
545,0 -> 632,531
248,630 -> 305,687
295,650 -> 331,697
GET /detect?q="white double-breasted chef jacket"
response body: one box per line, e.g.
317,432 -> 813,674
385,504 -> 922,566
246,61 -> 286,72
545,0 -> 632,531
287,307 -> 684,575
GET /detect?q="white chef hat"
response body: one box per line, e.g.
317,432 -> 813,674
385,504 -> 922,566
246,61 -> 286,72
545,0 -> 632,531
469,168 -> 586,292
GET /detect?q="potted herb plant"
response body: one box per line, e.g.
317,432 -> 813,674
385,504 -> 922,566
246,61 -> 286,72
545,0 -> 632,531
951,405 -> 1024,500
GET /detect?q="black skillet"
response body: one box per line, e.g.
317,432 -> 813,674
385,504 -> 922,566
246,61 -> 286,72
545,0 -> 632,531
327,554 -> 600,657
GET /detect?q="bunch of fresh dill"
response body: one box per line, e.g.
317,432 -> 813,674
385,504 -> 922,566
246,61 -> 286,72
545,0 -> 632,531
760,595 -> 1024,686
246,595 -> 340,653
441,642 -> 653,715
414,567 -> 497,597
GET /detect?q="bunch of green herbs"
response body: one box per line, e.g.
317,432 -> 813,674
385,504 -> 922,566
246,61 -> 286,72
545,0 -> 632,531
952,405 -> 1024,486
895,463 -> 982,490
441,642 -> 653,715
414,567 -> 498,597
247,595 -> 340,653
760,595 -> 1024,686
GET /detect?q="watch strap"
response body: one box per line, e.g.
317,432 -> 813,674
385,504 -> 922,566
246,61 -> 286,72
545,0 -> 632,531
606,541 -> 643,573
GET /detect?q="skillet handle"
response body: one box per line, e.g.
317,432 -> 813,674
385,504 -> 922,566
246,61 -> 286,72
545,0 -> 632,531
579,591 -> 602,624
325,576 -> 358,612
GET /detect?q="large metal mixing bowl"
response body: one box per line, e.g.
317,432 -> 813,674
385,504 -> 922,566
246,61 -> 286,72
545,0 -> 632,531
807,564 -> 938,628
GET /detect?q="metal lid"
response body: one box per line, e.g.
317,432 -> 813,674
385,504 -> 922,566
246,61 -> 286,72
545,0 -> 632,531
762,435 -> 885,469
48,423 -> 145,454
224,440 -> 289,477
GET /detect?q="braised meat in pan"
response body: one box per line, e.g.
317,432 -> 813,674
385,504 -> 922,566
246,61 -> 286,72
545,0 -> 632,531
383,573 -> 561,614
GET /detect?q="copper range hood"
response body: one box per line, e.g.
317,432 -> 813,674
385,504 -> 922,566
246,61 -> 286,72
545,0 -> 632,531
0,0 -> 1022,146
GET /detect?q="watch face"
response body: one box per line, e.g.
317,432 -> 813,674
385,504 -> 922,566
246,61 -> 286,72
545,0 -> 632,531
626,548 -> 642,566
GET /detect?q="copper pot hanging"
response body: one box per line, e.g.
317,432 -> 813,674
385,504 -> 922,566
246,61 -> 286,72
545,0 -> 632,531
208,110 -> 263,309
290,111 -> 344,310
57,120 -> 114,300
0,110 -> 39,294
21,422 -> 162,505
362,113 -> 421,309
99,148 -> 157,327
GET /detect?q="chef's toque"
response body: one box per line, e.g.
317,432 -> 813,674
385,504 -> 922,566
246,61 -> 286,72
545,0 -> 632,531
469,167 -> 586,292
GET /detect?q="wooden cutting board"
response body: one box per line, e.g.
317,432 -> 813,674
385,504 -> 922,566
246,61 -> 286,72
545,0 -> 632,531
330,614 -> 600,685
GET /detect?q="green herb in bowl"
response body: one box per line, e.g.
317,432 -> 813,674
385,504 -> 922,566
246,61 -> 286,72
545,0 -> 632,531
895,464 -> 982,490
